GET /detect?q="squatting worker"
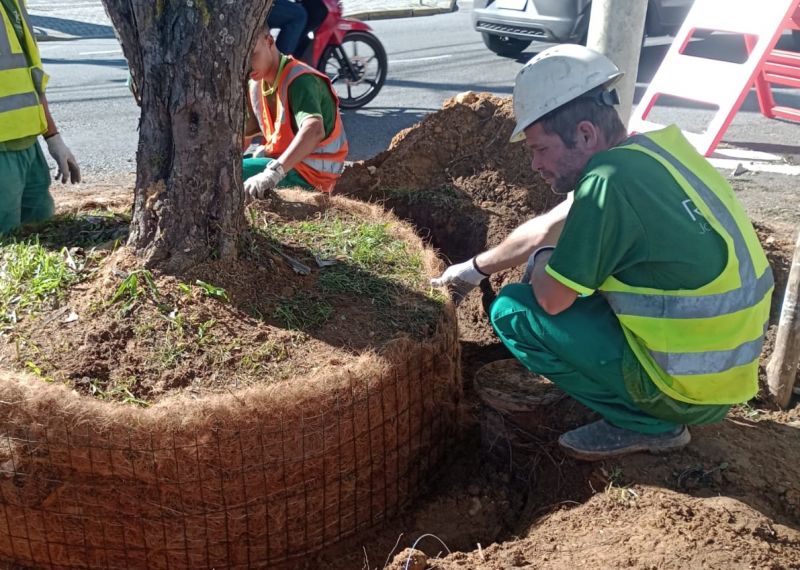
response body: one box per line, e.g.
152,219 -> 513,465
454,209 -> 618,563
0,0 -> 80,234
243,28 -> 348,198
431,44 -> 773,461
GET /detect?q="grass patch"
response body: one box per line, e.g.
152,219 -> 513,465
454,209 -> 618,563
259,213 -> 438,300
0,213 -> 130,327
275,292 -> 333,331
16,212 -> 130,250
0,237 -> 80,326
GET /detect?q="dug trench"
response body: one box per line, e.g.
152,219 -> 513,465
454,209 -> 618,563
320,92 -> 800,569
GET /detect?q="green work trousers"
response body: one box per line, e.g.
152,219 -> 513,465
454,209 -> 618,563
0,143 -> 54,234
490,284 -> 730,434
242,157 -> 314,190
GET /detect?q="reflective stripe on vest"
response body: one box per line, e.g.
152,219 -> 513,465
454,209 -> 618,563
0,90 -> 36,111
0,0 -> 48,141
605,134 -> 772,379
597,127 -> 772,405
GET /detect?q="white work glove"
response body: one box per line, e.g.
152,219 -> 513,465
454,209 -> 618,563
45,133 -> 81,184
430,257 -> 489,304
244,161 -> 286,200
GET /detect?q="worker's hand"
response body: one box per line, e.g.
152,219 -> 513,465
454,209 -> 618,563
244,161 -> 286,200
430,258 -> 489,304
45,134 -> 81,184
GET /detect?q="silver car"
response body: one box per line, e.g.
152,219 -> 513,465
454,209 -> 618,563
473,0 -> 694,56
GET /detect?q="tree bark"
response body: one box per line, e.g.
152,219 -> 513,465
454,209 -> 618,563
767,228 -> 800,408
100,0 -> 273,271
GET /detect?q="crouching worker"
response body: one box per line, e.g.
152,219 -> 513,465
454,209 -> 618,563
243,28 -> 348,198
431,45 -> 773,461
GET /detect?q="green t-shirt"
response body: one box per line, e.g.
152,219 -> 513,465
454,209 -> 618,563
546,144 -> 728,296
287,73 -> 336,137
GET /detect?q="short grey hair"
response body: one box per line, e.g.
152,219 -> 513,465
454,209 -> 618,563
538,95 -> 626,148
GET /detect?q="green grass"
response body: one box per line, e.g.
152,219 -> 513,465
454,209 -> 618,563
109,269 -> 161,315
0,237 -> 80,325
16,212 -> 130,250
256,212 -> 445,335
274,292 -> 333,331
260,214 -> 430,293
0,213 -> 130,327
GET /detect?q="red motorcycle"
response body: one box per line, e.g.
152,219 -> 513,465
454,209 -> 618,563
294,0 -> 388,109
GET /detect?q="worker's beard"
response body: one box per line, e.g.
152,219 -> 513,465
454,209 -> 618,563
549,153 -> 589,195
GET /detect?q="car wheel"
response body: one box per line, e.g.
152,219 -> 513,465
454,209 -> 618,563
482,33 -> 531,57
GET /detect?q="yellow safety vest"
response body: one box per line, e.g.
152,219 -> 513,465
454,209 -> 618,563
600,126 -> 773,405
0,0 -> 48,142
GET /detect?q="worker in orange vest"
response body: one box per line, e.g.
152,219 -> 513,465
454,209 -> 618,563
244,28 -> 348,196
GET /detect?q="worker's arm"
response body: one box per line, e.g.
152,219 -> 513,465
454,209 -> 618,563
474,193 -> 573,274
41,95 -> 81,184
273,115 -> 326,172
430,195 -> 573,303
529,250 -> 578,315
41,95 -> 58,138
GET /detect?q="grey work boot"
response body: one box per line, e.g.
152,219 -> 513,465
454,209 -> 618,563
558,419 -> 691,461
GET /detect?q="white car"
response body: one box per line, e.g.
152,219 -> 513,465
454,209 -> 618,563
472,0 -> 694,57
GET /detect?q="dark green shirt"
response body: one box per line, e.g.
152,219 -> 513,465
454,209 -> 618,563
546,144 -> 728,295
287,73 -> 336,137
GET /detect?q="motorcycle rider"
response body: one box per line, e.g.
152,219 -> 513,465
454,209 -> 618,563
244,27 -> 348,196
267,0 -> 308,55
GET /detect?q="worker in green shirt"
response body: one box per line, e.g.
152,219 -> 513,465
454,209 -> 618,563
432,44 -> 772,461
243,29 -> 348,195
0,0 -> 81,234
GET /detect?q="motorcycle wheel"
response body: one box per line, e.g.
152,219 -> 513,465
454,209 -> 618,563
318,30 -> 387,109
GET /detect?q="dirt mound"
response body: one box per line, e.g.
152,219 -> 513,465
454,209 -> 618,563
337,92 -> 563,349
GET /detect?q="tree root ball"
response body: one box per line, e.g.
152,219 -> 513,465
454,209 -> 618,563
0,194 -> 462,569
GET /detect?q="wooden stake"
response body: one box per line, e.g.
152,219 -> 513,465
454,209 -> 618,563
767,229 -> 800,408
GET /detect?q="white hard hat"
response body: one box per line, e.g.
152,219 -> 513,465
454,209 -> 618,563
510,44 -> 623,143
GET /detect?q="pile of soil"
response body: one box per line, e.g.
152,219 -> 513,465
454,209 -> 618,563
310,96 -> 800,569
337,92 -> 563,351
2,191 -> 446,404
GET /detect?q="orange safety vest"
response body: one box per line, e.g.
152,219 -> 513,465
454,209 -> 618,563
248,57 -> 348,193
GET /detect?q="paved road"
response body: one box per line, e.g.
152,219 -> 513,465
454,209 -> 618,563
36,2 -> 800,182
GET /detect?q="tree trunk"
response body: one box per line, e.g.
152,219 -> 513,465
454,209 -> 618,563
101,0 -> 273,272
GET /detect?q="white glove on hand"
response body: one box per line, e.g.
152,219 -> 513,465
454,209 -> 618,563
45,134 -> 81,184
430,257 -> 489,304
244,161 -> 286,200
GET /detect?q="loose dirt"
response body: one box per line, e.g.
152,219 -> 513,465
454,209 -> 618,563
336,92 -> 563,355
314,94 -> 800,569
35,99 -> 800,569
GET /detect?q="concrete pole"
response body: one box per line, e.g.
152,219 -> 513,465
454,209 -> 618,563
586,0 -> 648,127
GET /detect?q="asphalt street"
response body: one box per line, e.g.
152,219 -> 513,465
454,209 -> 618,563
37,2 -> 800,182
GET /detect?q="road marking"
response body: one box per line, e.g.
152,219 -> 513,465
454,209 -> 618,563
709,158 -> 800,176
389,54 -> 452,64
79,50 -> 123,56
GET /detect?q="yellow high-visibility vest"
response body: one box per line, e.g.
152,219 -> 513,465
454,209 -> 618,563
0,0 -> 48,142
600,125 -> 773,405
